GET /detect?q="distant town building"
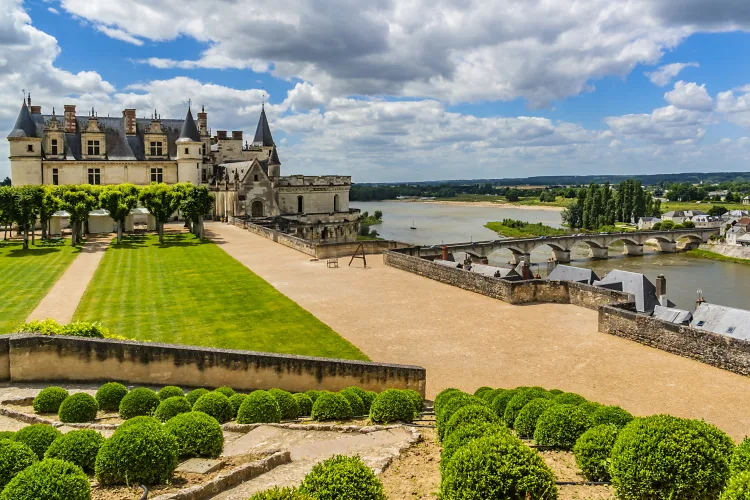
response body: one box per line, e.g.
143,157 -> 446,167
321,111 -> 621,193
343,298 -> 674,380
708,190 -> 729,201
726,226 -> 747,245
638,217 -> 661,230
661,210 -> 707,224
743,196 -> 750,206
692,303 -> 750,341
691,214 -> 724,229
546,265 -> 600,285
737,234 -> 750,247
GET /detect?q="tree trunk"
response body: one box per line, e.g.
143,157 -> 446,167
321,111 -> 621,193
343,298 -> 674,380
117,222 -> 123,244
23,224 -> 29,250
198,219 -> 203,240
41,219 -> 47,240
159,222 -> 164,243
186,219 -> 192,233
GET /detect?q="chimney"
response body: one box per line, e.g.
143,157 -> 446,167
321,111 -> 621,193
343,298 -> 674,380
441,245 -> 448,261
123,109 -> 137,136
30,105 -> 41,114
217,130 -> 227,140
656,275 -> 667,306
64,105 -> 77,133
232,131 -> 243,141
198,106 -> 208,136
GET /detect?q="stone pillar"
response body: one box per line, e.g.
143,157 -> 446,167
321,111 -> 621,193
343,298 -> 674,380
511,253 -> 531,265
589,247 -> 609,259
551,249 -> 571,262
623,243 -> 644,256
441,245 -> 448,261
655,241 -> 677,253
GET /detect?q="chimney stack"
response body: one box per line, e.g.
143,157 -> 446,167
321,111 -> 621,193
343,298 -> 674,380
656,275 -> 667,306
64,105 -> 77,133
30,105 -> 41,114
217,130 -> 227,140
232,131 -> 243,141
198,106 -> 208,136
123,109 -> 137,136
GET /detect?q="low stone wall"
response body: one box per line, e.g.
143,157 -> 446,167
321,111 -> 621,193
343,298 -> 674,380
0,334 -> 426,396
699,243 -> 750,260
316,240 -> 410,259
229,217 -> 317,257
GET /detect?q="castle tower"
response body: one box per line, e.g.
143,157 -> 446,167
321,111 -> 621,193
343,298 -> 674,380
252,103 -> 275,149
7,99 -> 42,186
176,106 -> 203,185
268,145 -> 281,179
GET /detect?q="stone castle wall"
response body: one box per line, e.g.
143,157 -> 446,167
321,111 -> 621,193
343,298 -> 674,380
231,217 -> 317,256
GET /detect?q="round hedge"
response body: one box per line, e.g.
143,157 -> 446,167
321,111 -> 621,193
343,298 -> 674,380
549,389 -> 563,396
338,389 -> 364,417
192,392 -> 233,423
443,404 -> 500,441
269,389 -> 300,420
610,415 -> 734,500
119,387 -> 160,419
402,389 -> 423,414
362,391 -> 377,412
154,396 -> 192,422
186,388 -> 210,406
0,458 -> 90,500
0,433 -> 14,441
293,393 -> 313,417
298,455 -> 386,500
33,387 -> 69,414
311,392 -> 352,421
434,388 -> 462,415
342,387 -> 369,410
237,390 -> 282,424
503,388 -> 550,429
440,422 -> 511,467
95,421 -> 178,485
514,398 -> 557,438
591,405 -> 633,428
249,487 -> 313,499
0,439 -> 37,489
157,386 -> 184,401
721,471 -> 750,500
554,392 -> 587,406
369,389 -> 416,423
214,386 -> 236,398
14,424 -> 62,460
482,388 -> 505,405
305,390 -> 322,403
490,389 -> 517,419
534,404 -> 592,450
58,393 -> 99,423
473,386 -> 492,398
44,429 -> 104,473
164,411 -> 224,458
229,393 -> 247,419
440,433 -> 558,500
115,415 -> 162,433
573,424 -> 618,481
437,394 -> 488,441
95,382 -> 128,411
733,438 -> 750,476
578,401 -> 603,416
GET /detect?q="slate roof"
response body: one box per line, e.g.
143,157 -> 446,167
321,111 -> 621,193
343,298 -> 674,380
593,270 -> 675,313
652,305 -> 692,325
178,107 -> 201,142
727,226 -> 746,235
469,263 -> 522,280
547,265 -> 600,285
253,105 -> 274,147
692,303 -> 750,340
9,101 -> 38,139
269,145 -> 280,164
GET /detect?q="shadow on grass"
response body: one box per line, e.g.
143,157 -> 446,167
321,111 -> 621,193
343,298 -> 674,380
108,232 -> 209,249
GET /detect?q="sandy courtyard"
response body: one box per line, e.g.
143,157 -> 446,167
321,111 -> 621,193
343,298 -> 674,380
206,222 -> 750,440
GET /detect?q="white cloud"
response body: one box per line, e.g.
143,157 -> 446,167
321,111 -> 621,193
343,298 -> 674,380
47,7 -> 59,14
646,62 -> 700,86
664,81 -> 714,111
95,25 -> 143,46
716,87 -> 750,126
604,105 -> 708,144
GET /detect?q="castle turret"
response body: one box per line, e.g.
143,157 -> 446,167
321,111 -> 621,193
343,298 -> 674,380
252,104 -> 274,148
176,106 -> 203,185
8,99 -> 42,186
268,145 -> 281,179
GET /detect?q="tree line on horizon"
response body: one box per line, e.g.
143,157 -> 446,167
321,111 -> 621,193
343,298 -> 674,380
561,180 -> 662,230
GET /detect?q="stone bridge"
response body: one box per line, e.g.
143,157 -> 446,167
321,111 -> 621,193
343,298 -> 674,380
407,228 -> 719,264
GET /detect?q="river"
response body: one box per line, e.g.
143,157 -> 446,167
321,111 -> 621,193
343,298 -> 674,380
352,200 -> 750,311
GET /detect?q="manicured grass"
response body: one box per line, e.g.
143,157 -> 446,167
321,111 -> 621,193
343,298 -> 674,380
687,249 -> 750,265
485,220 -> 570,238
73,233 -> 368,360
0,240 -> 80,333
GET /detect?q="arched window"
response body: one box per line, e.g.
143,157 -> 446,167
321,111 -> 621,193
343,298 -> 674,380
251,200 -> 264,217
297,196 -> 304,213
333,194 -> 340,212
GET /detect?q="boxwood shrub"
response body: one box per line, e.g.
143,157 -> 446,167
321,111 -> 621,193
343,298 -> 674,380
192,392 -> 233,423
434,388 -> 462,415
402,389 -> 423,414
338,389 -> 364,417
342,387 -> 369,410
572,424 -> 619,481
58,393 -> 99,423
293,393 -> 313,417
503,388 -> 550,429
298,455 -> 386,500
0,458 -> 90,500
440,422 -> 511,467
229,393 -> 247,419
578,401 -> 603,416
0,432 -> 14,441
534,404 -> 592,450
443,404 -> 500,441
440,433 -> 558,500
311,392 -> 352,421
514,398 -> 557,438
154,396 -> 192,422
186,388 -> 210,406
157,386 -> 184,401
95,421 -> 178,485
44,429 -> 104,473
214,386 -> 236,398
305,390 -> 323,403
473,386 -> 492,398
490,389 -> 517,419
0,439 -> 37,489
95,382 -> 128,411
237,390 -> 282,424
549,389 -> 563,396
721,471 -> 750,500
249,487 -> 313,499
437,394 -> 488,441
119,387 -> 160,419
369,389 -> 416,423
269,389 -> 301,420
13,424 -> 62,459
164,411 -> 224,458
610,415 -> 734,500
115,415 -> 162,433
553,392 -> 587,406
482,388 -> 505,405
362,391 -> 377,413
733,438 -> 750,475
32,387 -> 69,414
591,405 -> 633,428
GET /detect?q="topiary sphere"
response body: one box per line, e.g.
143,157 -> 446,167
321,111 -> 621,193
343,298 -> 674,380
440,422 -> 512,468
482,388 -> 505,405
554,392 -> 587,406
192,392 -> 233,423
44,429 -> 104,474
214,386 -> 236,398
534,404 -> 593,450
298,455 -> 386,500
721,471 -> 750,500
95,382 -> 128,411
490,389 -> 517,419
237,390 -> 282,424
591,405 -> 634,428
154,396 -> 192,422
157,386 -> 184,401
58,393 -> 99,423
0,458 -> 90,500
249,487 -> 313,499
186,388 -> 210,406
473,386 -> 493,398
440,433 -> 558,500
338,389 -> 364,417
610,415 -> 734,500
443,404 -> 501,441
119,387 -> 160,419
734,438 -> 750,476
437,394 -> 488,441
228,393 -> 247,419
164,411 -> 224,458
115,416 -> 162,434
341,387 -> 368,408
305,390 -> 322,403
402,389 -> 423,414
434,388 -> 462,415
33,387 -> 69,414
14,424 -> 62,460
95,421 -> 178,486
269,389 -> 300,420
503,388 -> 550,429
0,439 -> 37,489
514,398 -> 558,438
549,389 -> 564,396
577,401 -> 603,416
293,393 -> 313,417
361,391 -> 377,413
311,392 -> 352,421
369,389 -> 416,424
573,424 -> 619,481
0,432 -> 14,441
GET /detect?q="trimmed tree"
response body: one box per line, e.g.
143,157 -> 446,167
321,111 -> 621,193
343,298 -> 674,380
99,184 -> 140,243
140,183 -> 183,243
181,184 -> 214,240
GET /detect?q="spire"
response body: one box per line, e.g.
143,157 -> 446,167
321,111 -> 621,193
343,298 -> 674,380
252,104 -> 274,147
269,145 -> 280,165
178,106 -> 201,142
8,100 -> 37,139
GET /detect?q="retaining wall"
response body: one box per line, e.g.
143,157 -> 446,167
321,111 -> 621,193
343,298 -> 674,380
229,217 -> 317,257
0,334 -> 426,396
315,240 -> 410,259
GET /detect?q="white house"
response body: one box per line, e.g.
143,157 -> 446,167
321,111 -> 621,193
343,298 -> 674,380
638,217 -> 661,230
726,226 -> 747,245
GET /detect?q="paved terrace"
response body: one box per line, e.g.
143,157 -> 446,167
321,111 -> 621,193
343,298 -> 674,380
206,222 -> 750,440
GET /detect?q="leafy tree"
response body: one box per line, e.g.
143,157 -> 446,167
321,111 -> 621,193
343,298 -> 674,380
0,187 -> 14,240
99,185 -> 140,244
180,185 -> 214,240
38,187 -> 62,240
373,210 -> 383,220
9,186 -> 43,249
140,184 -> 182,243
651,222 -> 662,230
682,220 -> 695,229
660,220 -> 675,230
708,205 -> 728,217
505,189 -> 520,202
0,177 -> 10,187
60,188 -> 97,246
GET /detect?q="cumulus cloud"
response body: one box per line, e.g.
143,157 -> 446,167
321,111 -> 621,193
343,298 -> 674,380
95,25 -> 143,46
664,81 -> 714,111
604,105 -> 708,144
716,87 -> 750,126
646,62 -> 700,86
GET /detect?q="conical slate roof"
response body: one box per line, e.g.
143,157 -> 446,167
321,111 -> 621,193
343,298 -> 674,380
8,101 -> 38,139
177,106 -> 201,142
253,105 -> 274,147
269,145 -> 280,164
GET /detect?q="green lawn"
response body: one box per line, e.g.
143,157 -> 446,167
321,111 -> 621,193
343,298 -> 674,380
484,220 -> 571,238
73,233 -> 368,360
0,240 -> 80,333
687,249 -> 750,265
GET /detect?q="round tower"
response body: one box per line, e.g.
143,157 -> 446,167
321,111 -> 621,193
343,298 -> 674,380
176,106 -> 203,185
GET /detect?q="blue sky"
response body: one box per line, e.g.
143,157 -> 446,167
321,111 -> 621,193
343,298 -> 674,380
3,0 -> 750,182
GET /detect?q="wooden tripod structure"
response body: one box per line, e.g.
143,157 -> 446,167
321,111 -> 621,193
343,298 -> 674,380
348,242 -> 367,268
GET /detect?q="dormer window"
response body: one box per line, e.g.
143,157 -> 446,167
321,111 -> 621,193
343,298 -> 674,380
87,140 -> 100,156
51,139 -> 58,155
27,145 -> 33,152
185,147 -> 189,154
150,142 -> 163,156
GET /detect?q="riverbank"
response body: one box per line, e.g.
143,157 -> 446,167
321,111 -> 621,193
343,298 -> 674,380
392,199 -> 565,212
485,220 -> 570,238
690,244 -> 750,264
